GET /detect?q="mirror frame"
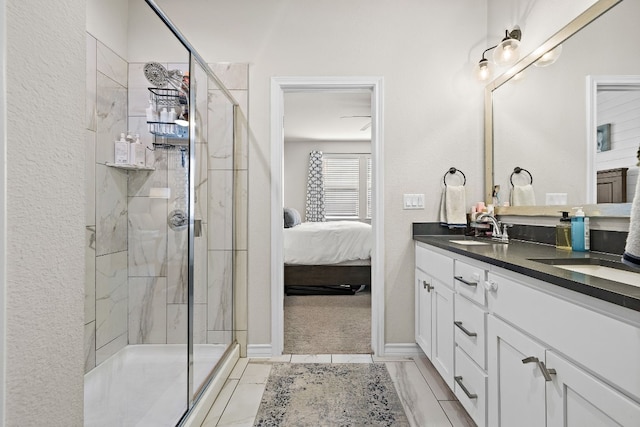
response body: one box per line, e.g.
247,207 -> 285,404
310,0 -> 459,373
484,0 -> 630,217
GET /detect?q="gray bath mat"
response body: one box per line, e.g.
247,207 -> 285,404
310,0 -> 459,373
253,363 -> 410,426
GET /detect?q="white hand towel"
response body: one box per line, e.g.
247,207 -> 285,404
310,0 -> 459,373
440,185 -> 467,227
623,174 -> 640,269
511,184 -> 536,206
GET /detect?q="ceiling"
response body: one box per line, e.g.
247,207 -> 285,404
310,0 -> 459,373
283,91 -> 372,142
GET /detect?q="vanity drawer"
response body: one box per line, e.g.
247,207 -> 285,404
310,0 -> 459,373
454,259 -> 486,306
416,243 -> 454,288
454,346 -> 487,427
454,294 -> 487,369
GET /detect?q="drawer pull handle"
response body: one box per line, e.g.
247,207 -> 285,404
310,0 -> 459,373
454,376 -> 478,399
522,356 -> 557,382
422,280 -> 434,292
454,276 -> 478,287
454,321 -> 477,337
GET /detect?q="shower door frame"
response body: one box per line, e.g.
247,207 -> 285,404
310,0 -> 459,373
144,0 -> 241,420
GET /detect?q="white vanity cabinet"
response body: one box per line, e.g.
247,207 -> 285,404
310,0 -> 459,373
487,268 -> 640,427
415,243 -> 455,389
414,240 -> 640,427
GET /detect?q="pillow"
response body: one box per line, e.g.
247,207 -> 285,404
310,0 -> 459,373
284,207 -> 301,228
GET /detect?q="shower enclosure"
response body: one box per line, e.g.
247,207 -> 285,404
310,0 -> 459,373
84,2 -> 244,425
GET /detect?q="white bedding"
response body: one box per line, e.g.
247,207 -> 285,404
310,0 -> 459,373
284,221 -> 372,265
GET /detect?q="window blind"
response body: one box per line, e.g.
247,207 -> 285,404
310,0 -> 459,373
323,157 -> 360,218
323,154 -> 372,220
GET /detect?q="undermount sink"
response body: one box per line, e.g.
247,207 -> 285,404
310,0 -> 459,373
449,239 -> 490,246
530,258 -> 640,288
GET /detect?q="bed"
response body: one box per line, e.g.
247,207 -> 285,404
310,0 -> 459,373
283,217 -> 372,291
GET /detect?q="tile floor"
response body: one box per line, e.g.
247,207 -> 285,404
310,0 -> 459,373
200,352 -> 477,427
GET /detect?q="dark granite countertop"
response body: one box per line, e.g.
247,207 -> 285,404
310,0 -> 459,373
413,234 -> 640,313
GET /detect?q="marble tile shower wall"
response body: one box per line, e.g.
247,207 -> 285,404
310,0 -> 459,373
85,32 -> 250,373
85,35 -> 129,372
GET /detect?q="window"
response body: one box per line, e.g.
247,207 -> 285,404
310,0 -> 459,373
323,154 -> 372,220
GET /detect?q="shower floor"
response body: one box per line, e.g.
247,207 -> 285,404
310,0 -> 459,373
84,344 -> 228,426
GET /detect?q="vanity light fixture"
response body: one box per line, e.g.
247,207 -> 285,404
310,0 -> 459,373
476,27 -> 523,82
493,28 -> 522,66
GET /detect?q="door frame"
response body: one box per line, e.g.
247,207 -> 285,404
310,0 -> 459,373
586,75 -> 640,203
270,76 -> 385,356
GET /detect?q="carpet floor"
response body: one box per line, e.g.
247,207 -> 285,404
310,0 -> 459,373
253,363 -> 410,427
284,291 -> 371,354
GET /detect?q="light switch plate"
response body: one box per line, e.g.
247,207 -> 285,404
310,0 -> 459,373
403,194 -> 425,209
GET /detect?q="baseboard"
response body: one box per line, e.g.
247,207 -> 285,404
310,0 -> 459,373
181,344 -> 240,427
383,343 -> 420,356
247,344 -> 273,358
247,343 -> 417,358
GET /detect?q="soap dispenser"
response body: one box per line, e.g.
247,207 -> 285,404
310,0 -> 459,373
571,207 -> 590,252
556,211 -> 572,250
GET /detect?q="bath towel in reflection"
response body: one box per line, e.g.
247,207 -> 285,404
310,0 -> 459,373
622,174 -> 640,269
439,185 -> 467,228
511,184 -> 536,206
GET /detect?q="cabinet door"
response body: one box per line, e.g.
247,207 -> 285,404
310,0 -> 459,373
488,316 -> 547,427
415,268 -> 432,358
432,280 -> 454,389
546,351 -> 640,427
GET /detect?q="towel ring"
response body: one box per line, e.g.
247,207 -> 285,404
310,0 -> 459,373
443,167 -> 466,186
510,167 -> 533,186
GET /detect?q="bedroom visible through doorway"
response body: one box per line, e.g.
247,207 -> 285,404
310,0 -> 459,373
282,90 -> 372,354
271,77 -> 384,356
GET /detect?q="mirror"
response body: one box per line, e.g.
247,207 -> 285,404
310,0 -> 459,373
486,0 -> 639,216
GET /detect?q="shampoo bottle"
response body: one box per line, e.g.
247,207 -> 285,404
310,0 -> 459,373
571,207 -> 590,252
145,101 -> 157,132
114,133 -> 129,165
160,107 -> 169,134
168,107 -> 177,135
130,134 -> 146,167
556,211 -> 572,250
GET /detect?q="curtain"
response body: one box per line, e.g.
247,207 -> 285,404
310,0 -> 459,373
305,150 -> 326,222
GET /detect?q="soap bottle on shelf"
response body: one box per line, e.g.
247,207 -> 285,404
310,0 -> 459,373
555,211 -> 572,250
168,107 -> 177,135
145,101 -> 157,132
129,134 -> 146,167
571,207 -> 590,252
160,107 -> 169,134
114,133 -> 129,165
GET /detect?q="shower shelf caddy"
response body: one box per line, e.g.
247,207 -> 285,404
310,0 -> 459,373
105,162 -> 155,171
147,87 -> 188,143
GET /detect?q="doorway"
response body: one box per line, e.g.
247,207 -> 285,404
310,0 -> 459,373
270,77 -> 385,356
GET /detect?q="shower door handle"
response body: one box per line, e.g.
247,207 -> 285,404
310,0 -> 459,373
194,219 -> 202,237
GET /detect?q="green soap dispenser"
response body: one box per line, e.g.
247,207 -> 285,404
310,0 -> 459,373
556,211 -> 572,250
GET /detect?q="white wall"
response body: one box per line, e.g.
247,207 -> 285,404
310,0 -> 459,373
86,0 -> 129,59
5,0 -> 85,424
284,140 -> 371,218
133,0 -> 487,348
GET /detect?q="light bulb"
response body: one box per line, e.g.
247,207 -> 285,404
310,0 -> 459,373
475,58 -> 494,82
493,37 -> 521,67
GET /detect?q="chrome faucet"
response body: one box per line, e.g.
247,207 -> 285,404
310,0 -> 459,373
476,212 -> 503,239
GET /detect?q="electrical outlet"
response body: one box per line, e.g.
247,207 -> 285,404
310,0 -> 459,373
403,194 -> 425,209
